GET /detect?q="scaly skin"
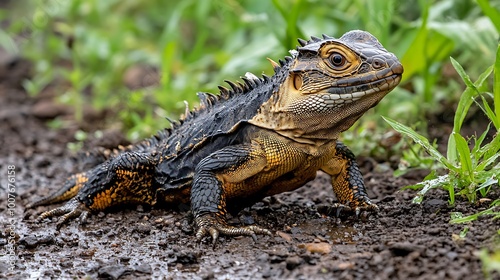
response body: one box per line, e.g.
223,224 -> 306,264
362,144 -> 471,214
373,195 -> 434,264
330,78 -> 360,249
28,30 -> 403,245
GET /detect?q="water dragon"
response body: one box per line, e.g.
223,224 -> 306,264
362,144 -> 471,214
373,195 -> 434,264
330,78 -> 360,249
28,30 -> 404,245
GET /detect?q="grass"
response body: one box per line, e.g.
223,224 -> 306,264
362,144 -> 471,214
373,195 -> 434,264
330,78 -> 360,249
3,0 -> 498,141
384,34 -> 500,278
384,43 -> 500,207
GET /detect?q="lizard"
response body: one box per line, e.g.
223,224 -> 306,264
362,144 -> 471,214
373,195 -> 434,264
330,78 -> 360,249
27,30 -> 404,245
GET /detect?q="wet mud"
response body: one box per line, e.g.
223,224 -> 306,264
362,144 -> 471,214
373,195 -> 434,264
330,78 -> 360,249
1,58 -> 499,279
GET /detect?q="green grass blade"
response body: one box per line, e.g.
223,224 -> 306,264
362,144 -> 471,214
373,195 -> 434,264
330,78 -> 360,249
447,134 -> 458,166
451,57 -> 475,88
477,153 -> 500,172
450,199 -> 500,224
383,117 -> 457,172
472,123 -> 490,156
479,95 -> 500,129
476,176 -> 499,193
479,132 -> 500,163
450,57 -> 478,134
494,43 -> 500,129
453,132 -> 474,182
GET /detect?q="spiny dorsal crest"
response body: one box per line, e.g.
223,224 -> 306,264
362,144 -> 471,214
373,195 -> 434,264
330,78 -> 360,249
174,43 -> 299,126
297,34 -> 334,47
176,70 -> 272,124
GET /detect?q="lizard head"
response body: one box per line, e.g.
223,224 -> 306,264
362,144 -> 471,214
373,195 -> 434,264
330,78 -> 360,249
251,30 -> 404,144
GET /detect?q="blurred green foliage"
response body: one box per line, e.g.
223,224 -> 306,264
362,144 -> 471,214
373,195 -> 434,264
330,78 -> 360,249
1,0 -> 499,144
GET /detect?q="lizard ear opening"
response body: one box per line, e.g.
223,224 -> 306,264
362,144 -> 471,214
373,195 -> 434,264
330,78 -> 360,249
292,73 -> 303,91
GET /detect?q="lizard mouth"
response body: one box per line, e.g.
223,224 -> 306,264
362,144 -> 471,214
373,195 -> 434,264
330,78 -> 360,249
324,65 -> 403,103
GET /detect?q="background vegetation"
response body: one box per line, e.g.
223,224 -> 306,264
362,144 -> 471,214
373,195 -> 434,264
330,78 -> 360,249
3,0 -> 497,138
1,0 -> 500,274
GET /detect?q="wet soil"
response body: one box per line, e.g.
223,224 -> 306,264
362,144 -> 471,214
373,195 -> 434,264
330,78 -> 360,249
1,57 -> 499,280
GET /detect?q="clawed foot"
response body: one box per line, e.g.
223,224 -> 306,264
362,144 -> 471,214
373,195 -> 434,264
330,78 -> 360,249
318,200 -> 379,219
33,198 -> 89,229
195,214 -> 273,247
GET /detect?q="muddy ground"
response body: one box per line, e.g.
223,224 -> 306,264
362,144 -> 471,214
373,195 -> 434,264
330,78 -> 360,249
1,55 -> 499,280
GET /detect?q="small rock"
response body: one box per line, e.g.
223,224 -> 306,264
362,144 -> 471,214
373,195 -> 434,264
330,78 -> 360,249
277,231 -> 293,243
446,251 -> 458,260
239,214 -> 254,225
19,235 -> 39,249
423,198 -> 447,213
19,234 -> 54,249
300,242 -> 332,255
135,223 -> 151,234
300,253 -> 318,265
98,265 -> 129,280
120,256 -> 131,263
426,227 -> 441,235
132,263 -> 152,274
336,261 -> 354,270
285,255 -> 303,270
256,253 -> 269,263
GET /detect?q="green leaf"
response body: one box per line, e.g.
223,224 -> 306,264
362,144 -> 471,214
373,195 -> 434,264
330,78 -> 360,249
449,57 -> 488,134
451,87 -> 475,134
471,123 -> 490,159
479,133 -> 500,163
450,212 -> 463,220
453,132 -> 474,182
478,95 -> 500,130
450,57 -> 475,89
383,117 -> 457,172
477,0 -> 500,32
476,153 -> 500,173
494,43 -> 500,129
447,135 -> 458,166
459,226 -> 469,238
476,176 -> 499,192
408,174 -> 450,204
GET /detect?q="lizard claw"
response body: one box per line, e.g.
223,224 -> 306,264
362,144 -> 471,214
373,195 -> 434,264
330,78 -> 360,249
195,214 -> 272,247
321,201 -> 378,218
35,198 -> 89,228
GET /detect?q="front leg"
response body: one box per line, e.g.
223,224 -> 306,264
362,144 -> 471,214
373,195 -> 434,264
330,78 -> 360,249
321,141 -> 378,217
191,143 -> 272,245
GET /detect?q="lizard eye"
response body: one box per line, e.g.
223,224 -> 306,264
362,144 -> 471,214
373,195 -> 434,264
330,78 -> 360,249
329,52 -> 346,67
292,73 -> 302,90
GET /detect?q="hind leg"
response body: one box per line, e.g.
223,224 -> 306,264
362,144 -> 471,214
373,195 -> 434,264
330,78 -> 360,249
31,151 -> 158,227
27,144 -> 132,209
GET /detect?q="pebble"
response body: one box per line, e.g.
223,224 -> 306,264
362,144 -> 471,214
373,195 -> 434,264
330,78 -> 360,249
276,231 -> 293,243
285,255 -> 303,270
98,264 -> 129,280
300,242 -> 332,255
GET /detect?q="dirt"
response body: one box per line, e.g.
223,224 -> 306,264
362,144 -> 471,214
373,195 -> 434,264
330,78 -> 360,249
1,55 -> 499,280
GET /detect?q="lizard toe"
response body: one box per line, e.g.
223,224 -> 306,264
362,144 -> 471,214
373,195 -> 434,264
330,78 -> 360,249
195,214 -> 272,246
35,198 -> 88,228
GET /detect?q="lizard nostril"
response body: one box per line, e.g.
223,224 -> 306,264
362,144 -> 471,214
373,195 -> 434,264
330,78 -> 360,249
372,58 -> 385,69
